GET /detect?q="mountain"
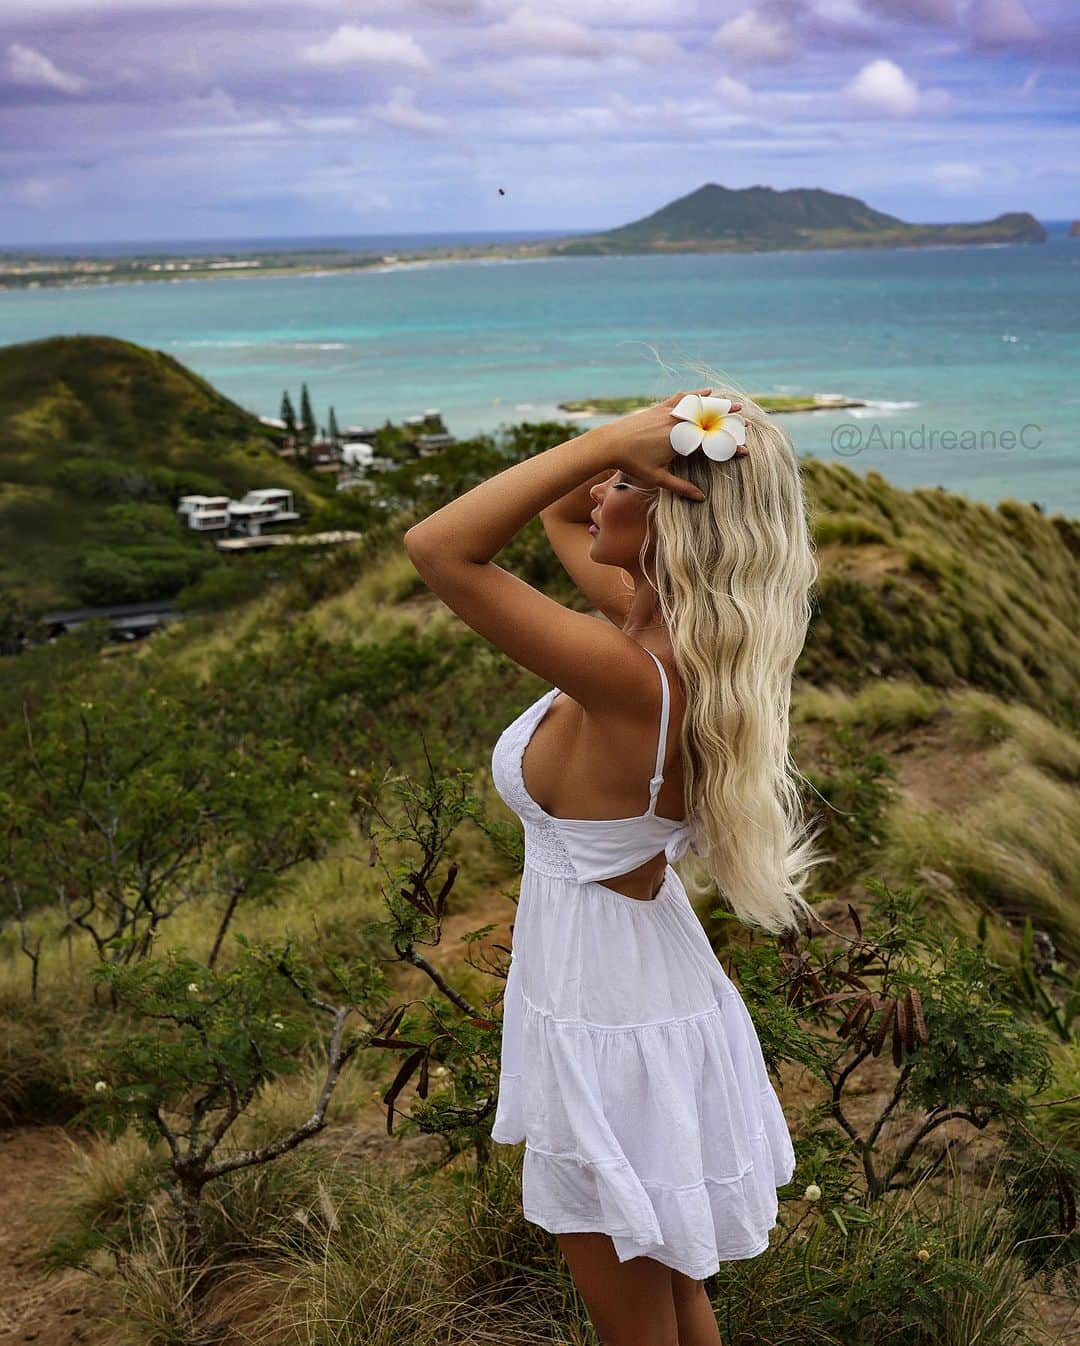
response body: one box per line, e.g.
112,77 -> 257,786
0,335 -> 321,611
549,183 -> 1047,255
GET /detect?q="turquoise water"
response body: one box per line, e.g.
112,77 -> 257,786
2,237 -> 1078,513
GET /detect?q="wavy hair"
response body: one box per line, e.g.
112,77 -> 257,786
628,379 -> 828,935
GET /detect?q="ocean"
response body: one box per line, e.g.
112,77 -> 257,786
2,224 -> 1078,515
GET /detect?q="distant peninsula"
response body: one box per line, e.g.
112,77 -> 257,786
0,183 -> 1047,290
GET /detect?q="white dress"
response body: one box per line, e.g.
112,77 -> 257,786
489,649 -> 797,1281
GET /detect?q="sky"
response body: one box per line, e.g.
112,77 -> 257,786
1,0 -> 1077,246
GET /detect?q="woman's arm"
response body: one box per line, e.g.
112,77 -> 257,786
403,427 -> 615,564
402,426 -> 655,711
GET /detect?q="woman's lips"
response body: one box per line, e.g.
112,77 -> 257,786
588,523 -> 599,534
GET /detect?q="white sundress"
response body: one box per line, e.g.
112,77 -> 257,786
489,648 -> 797,1281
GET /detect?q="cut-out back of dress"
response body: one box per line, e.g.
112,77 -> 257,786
491,648 -> 693,884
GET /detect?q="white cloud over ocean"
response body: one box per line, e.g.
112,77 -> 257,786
0,0 -> 1075,243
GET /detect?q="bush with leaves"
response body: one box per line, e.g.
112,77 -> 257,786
79,938 -> 390,1261
724,880 -> 1078,1286
1,681 -> 351,975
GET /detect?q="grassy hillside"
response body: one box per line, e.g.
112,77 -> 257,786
0,335 -> 327,611
0,408 -> 1077,1343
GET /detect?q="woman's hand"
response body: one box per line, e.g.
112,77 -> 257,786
596,387 -> 742,502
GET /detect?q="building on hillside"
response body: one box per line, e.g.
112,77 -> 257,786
415,432 -> 456,454
176,495 -> 231,531
228,488 -> 301,536
341,442 -> 375,470
177,488 -> 301,537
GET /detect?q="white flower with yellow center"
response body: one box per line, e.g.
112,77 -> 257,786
669,394 -> 748,462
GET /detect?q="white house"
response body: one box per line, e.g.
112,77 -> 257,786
178,488 -> 300,537
340,441 -> 375,470
177,495 -> 232,532
229,488 -> 301,537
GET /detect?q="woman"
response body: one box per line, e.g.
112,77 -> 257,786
404,383 -> 822,1346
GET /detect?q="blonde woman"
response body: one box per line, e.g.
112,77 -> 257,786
404,384 -> 822,1346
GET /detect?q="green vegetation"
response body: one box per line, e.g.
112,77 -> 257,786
550,184 -> 1046,255
0,335 -> 318,611
0,348 -> 1077,1342
0,336 -> 455,614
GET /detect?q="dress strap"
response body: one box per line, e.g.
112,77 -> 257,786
641,648 -> 671,813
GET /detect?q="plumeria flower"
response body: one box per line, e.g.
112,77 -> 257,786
187,982 -> 200,994
94,1080 -> 109,1092
669,394 -> 748,462
803,1183 -> 822,1202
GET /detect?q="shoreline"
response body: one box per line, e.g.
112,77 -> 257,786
0,235 -> 1055,295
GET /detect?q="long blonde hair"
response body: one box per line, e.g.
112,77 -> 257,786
635,379 -> 826,935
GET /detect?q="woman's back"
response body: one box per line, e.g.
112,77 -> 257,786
496,645 -> 692,901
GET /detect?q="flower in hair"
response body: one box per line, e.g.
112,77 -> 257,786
669,394 -> 748,462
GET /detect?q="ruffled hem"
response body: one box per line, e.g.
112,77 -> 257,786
488,859 -> 798,1277
511,1114 -> 794,1280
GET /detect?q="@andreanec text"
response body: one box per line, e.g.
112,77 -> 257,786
829,423 -> 1043,457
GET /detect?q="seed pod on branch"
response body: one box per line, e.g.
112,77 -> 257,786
907,985 -> 928,1045
870,998 -> 896,1058
838,991 -> 874,1040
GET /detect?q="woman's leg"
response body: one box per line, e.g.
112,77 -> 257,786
670,1269 -> 724,1346
556,1233 -> 680,1346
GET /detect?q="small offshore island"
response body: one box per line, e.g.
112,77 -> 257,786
561,393 -> 866,415
0,183 -> 1048,291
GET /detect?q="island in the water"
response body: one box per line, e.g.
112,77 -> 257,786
0,182 -> 1047,290
560,393 -> 866,415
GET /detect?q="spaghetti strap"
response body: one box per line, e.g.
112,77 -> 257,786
641,648 -> 670,814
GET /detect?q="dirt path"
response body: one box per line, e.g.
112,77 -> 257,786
0,1127 -> 113,1346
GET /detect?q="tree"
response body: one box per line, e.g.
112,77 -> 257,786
328,406 -> 340,449
280,390 -> 297,438
82,939 -> 390,1281
2,687 -> 351,973
299,383 -> 316,444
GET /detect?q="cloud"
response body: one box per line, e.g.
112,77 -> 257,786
932,160 -> 984,191
177,87 -> 244,121
713,9 -> 798,64
715,74 -> 756,108
9,173 -> 71,206
167,119 -> 286,138
483,8 -> 606,58
367,86 -> 451,135
302,25 -> 431,70
6,41 -> 89,93
859,0 -> 956,21
969,0 -> 1042,47
613,30 -> 685,63
1018,67 -> 1040,96
847,57 -> 948,115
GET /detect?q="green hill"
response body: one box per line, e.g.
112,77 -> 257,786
0,335 -> 323,612
551,183 -> 1047,254
0,406 -> 1077,1341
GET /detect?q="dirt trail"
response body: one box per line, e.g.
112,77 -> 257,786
0,1127 -> 112,1346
